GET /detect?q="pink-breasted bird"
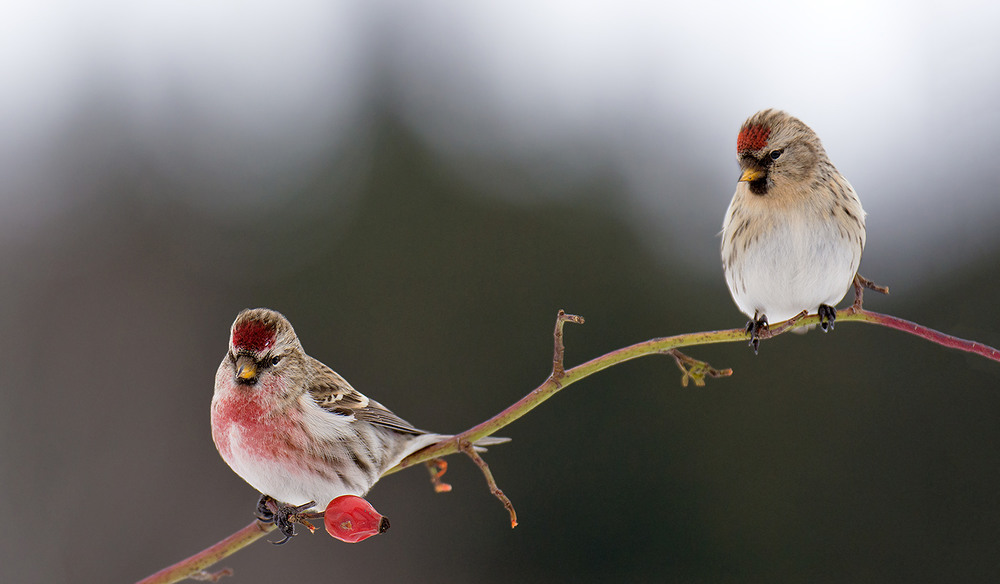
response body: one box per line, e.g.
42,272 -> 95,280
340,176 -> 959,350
721,109 -> 866,351
211,308 -> 506,541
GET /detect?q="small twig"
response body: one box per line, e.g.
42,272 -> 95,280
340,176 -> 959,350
458,439 -> 518,528
552,310 -> 585,379
666,349 -> 734,387
850,273 -> 890,312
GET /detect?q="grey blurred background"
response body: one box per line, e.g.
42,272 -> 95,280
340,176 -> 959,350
3,1 -> 1000,582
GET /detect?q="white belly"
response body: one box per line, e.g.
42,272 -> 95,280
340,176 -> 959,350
724,215 -> 861,323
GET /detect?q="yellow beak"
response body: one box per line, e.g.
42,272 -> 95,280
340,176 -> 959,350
739,168 -> 765,182
235,355 -> 258,380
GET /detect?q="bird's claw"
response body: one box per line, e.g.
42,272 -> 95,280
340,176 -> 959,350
255,494 -> 276,523
818,304 -> 837,332
745,316 -> 768,354
255,495 -> 316,544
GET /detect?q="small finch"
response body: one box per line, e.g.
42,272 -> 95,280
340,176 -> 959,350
721,109 -> 866,351
211,308 -> 506,542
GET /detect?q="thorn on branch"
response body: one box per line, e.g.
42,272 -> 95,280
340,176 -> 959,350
552,310 -> 585,379
666,349 -> 733,387
458,439 -> 518,528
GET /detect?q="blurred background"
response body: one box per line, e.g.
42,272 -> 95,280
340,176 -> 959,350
3,1 -> 1000,582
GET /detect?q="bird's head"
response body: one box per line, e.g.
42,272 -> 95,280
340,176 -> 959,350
736,109 -> 826,197
227,308 -> 303,386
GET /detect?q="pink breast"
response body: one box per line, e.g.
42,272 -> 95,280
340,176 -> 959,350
212,388 -> 296,461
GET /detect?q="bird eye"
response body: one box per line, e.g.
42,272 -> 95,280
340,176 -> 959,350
271,356 -> 282,366
769,149 -> 783,161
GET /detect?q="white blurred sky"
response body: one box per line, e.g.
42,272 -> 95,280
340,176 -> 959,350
2,0 -> 998,281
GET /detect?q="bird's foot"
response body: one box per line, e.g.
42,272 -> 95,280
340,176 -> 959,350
745,316 -> 768,354
818,304 -> 837,332
255,495 -> 316,545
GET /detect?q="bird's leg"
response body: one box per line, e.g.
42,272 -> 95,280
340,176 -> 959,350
745,313 -> 768,354
254,495 -> 316,545
818,304 -> 837,332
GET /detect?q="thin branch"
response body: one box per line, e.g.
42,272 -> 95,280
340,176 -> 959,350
458,439 -> 518,528
137,305 -> 999,584
848,310 -> 1000,361
392,307 -> 999,470
135,520 -> 273,584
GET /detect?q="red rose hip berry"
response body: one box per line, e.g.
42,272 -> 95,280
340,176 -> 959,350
324,495 -> 390,543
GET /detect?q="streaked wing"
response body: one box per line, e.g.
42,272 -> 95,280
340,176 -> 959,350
306,356 -> 425,436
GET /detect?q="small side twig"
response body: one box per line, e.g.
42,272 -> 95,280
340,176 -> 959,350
552,310 -> 585,379
666,349 -> 733,387
458,439 -> 518,528
850,273 -> 890,312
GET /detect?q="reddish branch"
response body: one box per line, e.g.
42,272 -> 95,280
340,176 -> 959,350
136,300 -> 998,584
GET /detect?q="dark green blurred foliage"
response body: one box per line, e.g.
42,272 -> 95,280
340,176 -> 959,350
2,112 -> 999,584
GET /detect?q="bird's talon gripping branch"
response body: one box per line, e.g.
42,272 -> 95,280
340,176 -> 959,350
458,439 -> 518,528
746,316 -> 768,354
425,458 -> 452,493
666,349 -> 733,387
256,499 -> 317,545
818,304 -> 837,332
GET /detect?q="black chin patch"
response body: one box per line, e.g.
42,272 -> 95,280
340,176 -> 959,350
748,178 -> 769,196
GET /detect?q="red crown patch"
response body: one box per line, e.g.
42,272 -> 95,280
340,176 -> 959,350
737,125 -> 770,152
232,320 -> 276,353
